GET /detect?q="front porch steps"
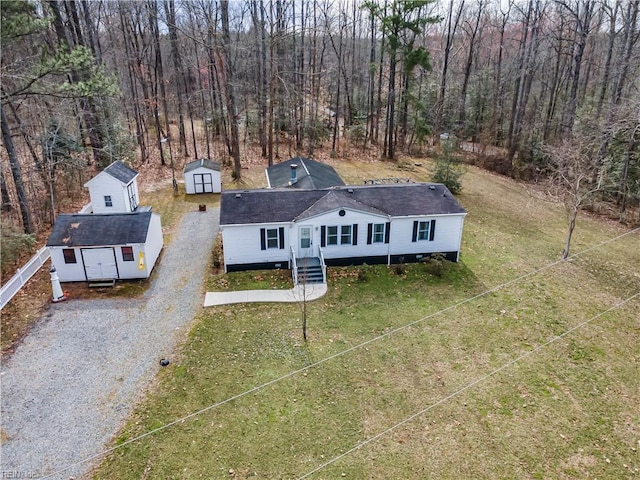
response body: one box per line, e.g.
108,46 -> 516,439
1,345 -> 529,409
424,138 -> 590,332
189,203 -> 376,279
295,257 -> 325,284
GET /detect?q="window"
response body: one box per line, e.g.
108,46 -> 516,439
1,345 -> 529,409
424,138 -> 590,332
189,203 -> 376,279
127,182 -> 137,211
340,225 -> 352,245
373,224 -> 385,243
260,227 -> 285,250
121,246 -> 134,262
266,228 -> 279,249
412,220 -> 436,242
417,221 -> 430,240
104,195 -> 113,207
367,222 -> 390,244
327,226 -> 338,245
322,224 -> 358,246
63,249 -> 77,264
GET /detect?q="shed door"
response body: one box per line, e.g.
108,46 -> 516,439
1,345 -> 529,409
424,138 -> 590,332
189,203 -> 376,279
193,173 -> 213,193
81,248 -> 118,280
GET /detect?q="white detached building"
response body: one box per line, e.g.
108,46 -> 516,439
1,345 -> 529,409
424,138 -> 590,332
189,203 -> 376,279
220,183 -> 466,282
183,159 -> 221,194
47,161 -> 164,282
84,160 -> 140,213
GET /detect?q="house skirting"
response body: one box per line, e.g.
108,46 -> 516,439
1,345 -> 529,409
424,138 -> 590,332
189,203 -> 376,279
225,251 -> 459,273
226,260 -> 290,272
324,251 -> 459,267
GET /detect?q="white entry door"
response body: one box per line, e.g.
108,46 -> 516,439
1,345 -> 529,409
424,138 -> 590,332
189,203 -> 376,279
194,173 -> 213,193
82,248 -> 118,280
299,225 -> 313,258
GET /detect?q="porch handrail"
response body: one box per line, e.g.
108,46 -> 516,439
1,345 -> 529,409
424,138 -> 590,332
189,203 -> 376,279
290,246 -> 298,285
318,247 -> 327,284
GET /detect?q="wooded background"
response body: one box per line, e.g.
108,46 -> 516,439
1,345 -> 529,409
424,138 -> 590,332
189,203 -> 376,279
1,0 -> 639,259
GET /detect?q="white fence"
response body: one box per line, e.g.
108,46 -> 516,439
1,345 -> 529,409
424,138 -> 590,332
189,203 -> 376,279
0,246 -> 51,310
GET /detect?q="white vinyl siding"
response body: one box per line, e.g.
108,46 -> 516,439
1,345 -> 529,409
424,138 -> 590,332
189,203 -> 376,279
86,172 -> 139,213
49,212 -> 163,282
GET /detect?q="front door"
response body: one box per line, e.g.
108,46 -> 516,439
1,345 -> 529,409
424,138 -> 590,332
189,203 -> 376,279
194,173 -> 213,193
82,248 -> 118,280
299,225 -> 313,258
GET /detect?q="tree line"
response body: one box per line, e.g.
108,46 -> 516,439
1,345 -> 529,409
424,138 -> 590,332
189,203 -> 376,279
1,0 -> 639,242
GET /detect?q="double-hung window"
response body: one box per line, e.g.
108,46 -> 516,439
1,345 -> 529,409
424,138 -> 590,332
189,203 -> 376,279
367,222 -> 390,244
260,227 -> 285,250
322,224 -> 358,246
412,220 -> 436,242
417,221 -> 430,240
266,228 -> 279,249
104,195 -> 113,207
340,225 -> 352,245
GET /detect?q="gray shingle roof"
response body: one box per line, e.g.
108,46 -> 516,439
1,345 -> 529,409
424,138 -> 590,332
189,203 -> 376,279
103,161 -> 138,184
46,212 -> 152,247
266,157 -> 345,189
184,158 -> 221,173
220,183 -> 466,226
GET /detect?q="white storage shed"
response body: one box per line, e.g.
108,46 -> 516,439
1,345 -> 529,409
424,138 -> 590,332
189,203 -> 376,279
46,211 -> 163,282
183,159 -> 221,194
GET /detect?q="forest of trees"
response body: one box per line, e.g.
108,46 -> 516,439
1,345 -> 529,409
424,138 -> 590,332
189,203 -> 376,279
1,0 -> 639,246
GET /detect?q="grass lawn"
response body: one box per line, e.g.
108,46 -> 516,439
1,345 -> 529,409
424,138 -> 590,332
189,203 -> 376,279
94,161 -> 639,479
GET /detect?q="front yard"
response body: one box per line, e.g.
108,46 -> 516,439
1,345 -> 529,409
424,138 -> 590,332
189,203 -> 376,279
94,161 -> 639,479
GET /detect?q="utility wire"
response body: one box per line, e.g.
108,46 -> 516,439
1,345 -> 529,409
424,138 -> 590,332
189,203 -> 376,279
296,291 -> 640,479
39,227 -> 639,479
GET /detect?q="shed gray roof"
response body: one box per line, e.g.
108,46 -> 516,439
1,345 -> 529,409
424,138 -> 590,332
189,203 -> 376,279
266,157 -> 345,189
184,158 -> 221,173
220,183 -> 466,225
47,212 -> 152,247
103,161 -> 138,184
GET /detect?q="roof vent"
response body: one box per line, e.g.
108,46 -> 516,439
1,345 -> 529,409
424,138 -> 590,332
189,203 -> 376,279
235,193 -> 242,198
429,185 -> 436,190
347,188 -> 354,193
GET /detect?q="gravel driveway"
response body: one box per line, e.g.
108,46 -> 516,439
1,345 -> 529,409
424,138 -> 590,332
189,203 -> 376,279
1,208 -> 219,479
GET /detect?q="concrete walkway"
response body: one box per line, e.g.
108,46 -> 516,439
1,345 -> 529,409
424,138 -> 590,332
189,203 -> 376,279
204,283 -> 327,306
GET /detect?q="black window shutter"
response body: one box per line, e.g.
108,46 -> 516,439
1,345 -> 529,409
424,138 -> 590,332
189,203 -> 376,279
430,219 -> 436,241
321,226 -> 326,247
412,221 -> 418,242
279,227 -> 285,249
385,222 -> 391,244
260,228 -> 266,250
352,224 -> 358,245
367,224 -> 373,244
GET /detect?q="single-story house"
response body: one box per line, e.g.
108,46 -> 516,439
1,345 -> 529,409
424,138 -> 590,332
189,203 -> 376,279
184,158 -> 222,194
265,157 -> 345,189
46,211 -> 163,282
220,183 -> 466,276
84,160 -> 140,213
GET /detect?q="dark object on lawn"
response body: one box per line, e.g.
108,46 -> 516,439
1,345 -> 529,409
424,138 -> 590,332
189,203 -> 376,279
199,204 -> 206,212
160,358 -> 170,366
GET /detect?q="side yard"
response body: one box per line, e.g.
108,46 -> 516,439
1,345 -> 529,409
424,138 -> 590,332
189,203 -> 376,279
94,163 -> 639,479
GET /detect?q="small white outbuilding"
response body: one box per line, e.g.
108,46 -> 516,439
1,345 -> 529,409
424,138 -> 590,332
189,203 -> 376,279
84,160 -> 140,213
46,211 -> 163,282
183,159 -> 221,194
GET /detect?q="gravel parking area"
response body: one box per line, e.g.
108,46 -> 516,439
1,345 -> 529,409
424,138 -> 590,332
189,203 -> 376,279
1,209 -> 219,479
